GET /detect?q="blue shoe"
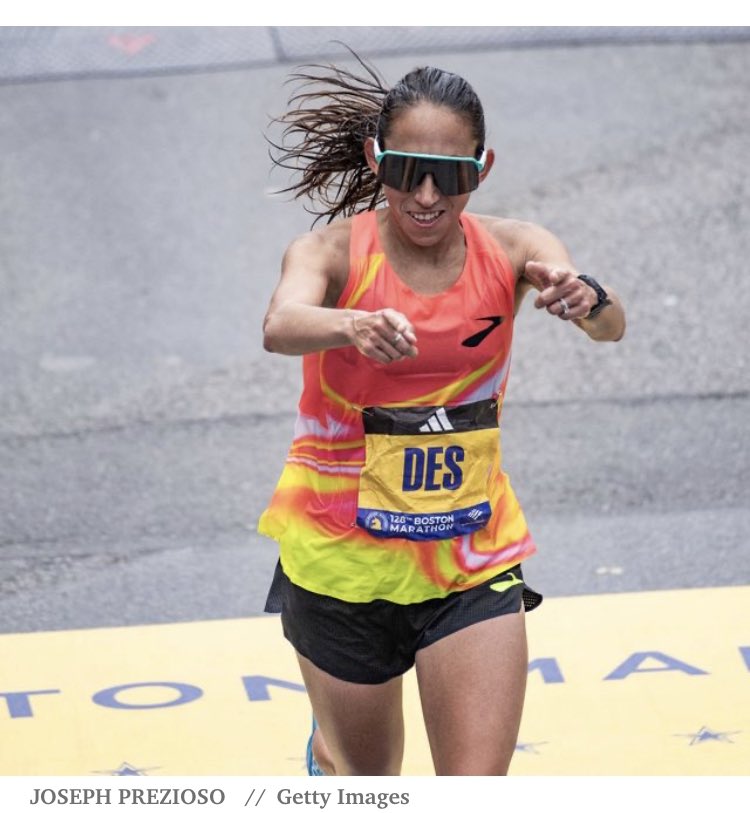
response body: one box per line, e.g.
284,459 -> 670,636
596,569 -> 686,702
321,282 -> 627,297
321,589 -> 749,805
306,718 -> 325,776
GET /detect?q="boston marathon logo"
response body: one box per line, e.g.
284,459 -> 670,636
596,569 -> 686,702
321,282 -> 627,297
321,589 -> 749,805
364,510 -> 460,538
363,511 -> 389,533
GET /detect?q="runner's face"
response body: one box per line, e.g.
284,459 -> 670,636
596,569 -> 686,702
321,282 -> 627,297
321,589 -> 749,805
368,103 -> 488,247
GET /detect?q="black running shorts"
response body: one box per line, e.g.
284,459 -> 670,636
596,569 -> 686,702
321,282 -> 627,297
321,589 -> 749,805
264,561 -> 542,684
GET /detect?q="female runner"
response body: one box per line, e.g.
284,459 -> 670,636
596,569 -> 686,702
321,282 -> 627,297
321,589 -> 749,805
259,55 -> 625,776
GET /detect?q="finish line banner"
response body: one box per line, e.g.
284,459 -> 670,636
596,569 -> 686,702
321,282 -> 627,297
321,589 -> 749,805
0,586 -> 748,776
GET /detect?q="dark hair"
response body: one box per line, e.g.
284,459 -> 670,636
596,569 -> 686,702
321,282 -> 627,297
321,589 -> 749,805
377,65 -> 485,154
268,49 -> 486,224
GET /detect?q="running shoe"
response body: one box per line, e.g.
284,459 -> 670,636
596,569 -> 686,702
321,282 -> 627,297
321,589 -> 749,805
306,718 -> 325,776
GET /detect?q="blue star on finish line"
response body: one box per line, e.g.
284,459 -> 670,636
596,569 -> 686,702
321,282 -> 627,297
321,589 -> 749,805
515,741 -> 548,755
675,726 -> 741,746
95,762 -> 157,776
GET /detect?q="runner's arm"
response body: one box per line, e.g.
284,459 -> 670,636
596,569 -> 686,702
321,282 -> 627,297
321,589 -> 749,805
516,222 -> 626,342
262,228 -> 418,361
262,229 -> 356,355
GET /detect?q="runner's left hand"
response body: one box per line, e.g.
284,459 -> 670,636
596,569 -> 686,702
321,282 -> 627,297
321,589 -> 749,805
525,261 -> 597,320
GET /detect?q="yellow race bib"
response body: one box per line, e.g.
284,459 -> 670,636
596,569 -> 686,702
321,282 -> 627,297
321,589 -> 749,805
356,399 -> 498,541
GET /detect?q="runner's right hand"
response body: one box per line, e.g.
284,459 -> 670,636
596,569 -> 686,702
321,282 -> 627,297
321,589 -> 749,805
349,308 -> 418,364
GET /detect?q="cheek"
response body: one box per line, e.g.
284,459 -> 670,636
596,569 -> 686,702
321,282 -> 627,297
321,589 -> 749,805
383,189 -> 410,210
436,193 -> 470,214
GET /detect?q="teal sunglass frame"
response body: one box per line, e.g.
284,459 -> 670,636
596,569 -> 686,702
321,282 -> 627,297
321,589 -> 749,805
373,140 -> 487,195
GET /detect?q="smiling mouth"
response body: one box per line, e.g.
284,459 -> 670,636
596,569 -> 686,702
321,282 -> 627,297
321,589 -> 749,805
408,211 -> 442,226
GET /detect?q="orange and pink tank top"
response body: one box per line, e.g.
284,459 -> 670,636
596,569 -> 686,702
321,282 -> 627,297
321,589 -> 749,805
257,210 -> 535,604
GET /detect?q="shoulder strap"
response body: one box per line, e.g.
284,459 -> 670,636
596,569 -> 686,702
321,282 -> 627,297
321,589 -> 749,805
337,211 -> 385,309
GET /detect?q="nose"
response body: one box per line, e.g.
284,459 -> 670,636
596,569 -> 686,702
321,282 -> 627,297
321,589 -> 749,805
413,173 -> 440,206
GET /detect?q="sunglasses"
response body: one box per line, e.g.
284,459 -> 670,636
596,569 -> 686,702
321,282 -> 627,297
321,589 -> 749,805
373,140 -> 487,196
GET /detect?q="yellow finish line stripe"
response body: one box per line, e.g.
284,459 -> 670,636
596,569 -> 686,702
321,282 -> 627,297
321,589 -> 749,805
0,585 -> 747,775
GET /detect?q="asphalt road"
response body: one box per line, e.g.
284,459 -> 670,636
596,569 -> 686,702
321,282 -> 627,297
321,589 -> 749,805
1,28 -> 748,632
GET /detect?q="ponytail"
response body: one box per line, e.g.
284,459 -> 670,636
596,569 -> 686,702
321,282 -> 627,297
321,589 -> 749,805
268,49 -> 388,224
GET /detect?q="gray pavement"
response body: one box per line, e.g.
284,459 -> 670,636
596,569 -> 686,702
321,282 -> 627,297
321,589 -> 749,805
0,28 -> 748,632
2,27 -> 749,83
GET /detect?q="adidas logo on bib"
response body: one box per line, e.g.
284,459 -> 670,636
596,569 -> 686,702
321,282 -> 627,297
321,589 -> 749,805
418,407 -> 455,433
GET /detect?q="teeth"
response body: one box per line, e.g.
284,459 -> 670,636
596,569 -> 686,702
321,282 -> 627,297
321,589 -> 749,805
411,212 -> 440,222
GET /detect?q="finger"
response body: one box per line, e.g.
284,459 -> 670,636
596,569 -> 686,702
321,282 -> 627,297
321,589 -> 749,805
383,332 -> 418,362
351,317 -> 413,362
361,338 -> 398,364
381,308 -> 407,331
535,274 -> 579,309
375,328 -> 411,362
547,290 -> 588,320
371,349 -> 396,364
381,309 -> 418,349
351,320 -> 394,362
551,276 -> 598,319
524,260 -> 554,291
548,297 -> 573,319
391,332 -> 419,359
399,327 -> 418,347
382,310 -> 416,337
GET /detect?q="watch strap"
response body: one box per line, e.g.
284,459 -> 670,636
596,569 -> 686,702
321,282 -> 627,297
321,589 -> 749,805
578,274 -> 612,318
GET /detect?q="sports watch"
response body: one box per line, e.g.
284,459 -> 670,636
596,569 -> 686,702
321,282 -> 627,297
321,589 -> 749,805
578,274 -> 612,319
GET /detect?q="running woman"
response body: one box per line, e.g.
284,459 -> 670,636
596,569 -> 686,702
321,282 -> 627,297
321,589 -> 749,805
259,54 -> 625,776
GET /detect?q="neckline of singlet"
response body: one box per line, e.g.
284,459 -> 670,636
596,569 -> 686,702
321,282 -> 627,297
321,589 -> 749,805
369,210 -> 475,300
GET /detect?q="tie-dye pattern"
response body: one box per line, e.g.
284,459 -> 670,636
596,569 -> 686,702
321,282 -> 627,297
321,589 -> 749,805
258,211 -> 535,603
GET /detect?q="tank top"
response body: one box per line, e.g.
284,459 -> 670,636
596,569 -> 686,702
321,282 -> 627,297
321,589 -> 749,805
257,210 -> 535,604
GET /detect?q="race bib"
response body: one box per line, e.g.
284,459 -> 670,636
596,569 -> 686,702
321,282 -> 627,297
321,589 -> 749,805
356,399 -> 498,541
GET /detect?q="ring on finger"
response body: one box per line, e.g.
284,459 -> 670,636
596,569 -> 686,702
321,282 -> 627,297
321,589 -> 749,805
392,332 -> 402,345
559,297 -> 570,315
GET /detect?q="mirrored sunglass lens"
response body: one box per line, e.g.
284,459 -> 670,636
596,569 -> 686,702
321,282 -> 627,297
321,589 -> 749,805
432,163 -> 460,195
456,163 -> 476,193
377,155 -> 478,194
378,155 -> 414,191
